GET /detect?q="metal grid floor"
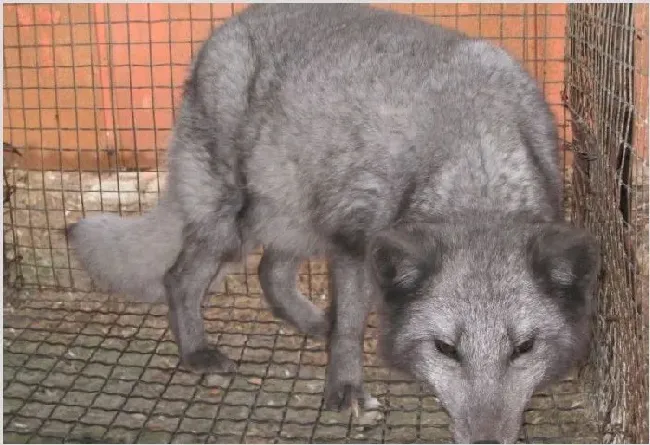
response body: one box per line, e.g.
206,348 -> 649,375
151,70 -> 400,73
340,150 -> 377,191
3,288 -> 599,444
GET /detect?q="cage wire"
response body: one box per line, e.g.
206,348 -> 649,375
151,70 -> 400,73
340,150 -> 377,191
2,3 -> 648,444
565,3 -> 649,444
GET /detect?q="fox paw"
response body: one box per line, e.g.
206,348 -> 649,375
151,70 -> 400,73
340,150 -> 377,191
181,347 -> 237,374
270,305 -> 331,339
299,308 -> 331,339
324,381 -> 368,416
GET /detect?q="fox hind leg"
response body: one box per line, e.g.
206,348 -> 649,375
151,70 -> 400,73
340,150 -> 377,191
258,248 -> 330,337
164,219 -> 241,374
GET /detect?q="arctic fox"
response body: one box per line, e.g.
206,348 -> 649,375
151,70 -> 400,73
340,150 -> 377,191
68,4 -> 600,443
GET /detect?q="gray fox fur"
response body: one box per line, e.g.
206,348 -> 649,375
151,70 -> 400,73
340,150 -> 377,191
67,4 -> 600,443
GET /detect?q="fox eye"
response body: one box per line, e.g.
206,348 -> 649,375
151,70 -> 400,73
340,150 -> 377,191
512,339 -> 534,360
434,339 -> 459,361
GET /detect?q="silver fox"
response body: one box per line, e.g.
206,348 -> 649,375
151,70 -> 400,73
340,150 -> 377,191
67,4 -> 600,443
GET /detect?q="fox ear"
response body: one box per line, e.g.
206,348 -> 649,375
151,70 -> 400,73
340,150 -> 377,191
529,224 -> 601,316
369,226 -> 445,302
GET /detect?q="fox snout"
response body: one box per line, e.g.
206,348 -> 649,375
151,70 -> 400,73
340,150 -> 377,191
441,383 -> 526,444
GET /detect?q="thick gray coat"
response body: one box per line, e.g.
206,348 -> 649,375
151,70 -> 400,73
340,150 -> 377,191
68,5 -> 600,443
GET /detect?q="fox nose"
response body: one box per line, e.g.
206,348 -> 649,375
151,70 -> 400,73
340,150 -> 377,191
473,441 -> 499,444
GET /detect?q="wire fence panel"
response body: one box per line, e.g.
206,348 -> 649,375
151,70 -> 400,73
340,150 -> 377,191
3,289 -> 598,444
2,3 -> 648,444
3,3 -> 569,292
565,3 -> 649,444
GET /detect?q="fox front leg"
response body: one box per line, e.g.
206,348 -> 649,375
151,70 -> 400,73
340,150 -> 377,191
323,254 -> 374,415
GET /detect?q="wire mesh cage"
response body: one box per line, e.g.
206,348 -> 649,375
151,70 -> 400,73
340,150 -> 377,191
564,3 -> 649,443
2,3 -> 648,444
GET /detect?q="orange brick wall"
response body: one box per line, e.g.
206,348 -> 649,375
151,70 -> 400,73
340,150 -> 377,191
3,3 -> 568,171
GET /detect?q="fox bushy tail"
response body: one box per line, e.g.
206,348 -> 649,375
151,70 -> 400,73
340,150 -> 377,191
67,198 -> 184,303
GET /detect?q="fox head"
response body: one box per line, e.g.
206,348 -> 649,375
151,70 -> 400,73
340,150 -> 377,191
368,222 -> 600,444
